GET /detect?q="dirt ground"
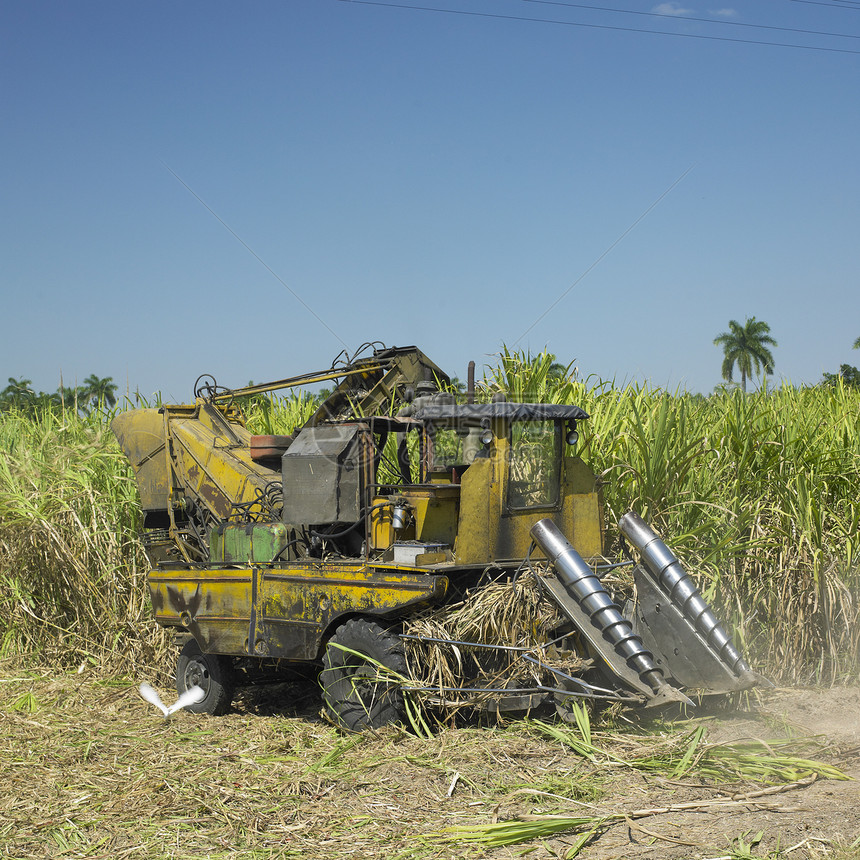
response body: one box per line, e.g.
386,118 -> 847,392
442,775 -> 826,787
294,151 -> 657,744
1,670 -> 858,860
578,686 -> 860,859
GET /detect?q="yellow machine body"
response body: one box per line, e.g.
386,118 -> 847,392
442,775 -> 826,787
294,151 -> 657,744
113,346 -> 601,664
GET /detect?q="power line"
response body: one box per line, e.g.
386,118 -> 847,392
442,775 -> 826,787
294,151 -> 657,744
339,0 -> 860,54
524,0 -> 860,40
789,0 -> 860,8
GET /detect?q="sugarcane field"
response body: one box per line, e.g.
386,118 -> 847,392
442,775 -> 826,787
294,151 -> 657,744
10,0 -> 860,853
2,348 -> 860,859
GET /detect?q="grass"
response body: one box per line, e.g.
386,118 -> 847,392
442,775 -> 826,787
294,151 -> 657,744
0,406 -> 167,673
0,671 -> 596,858
2,672 -> 856,860
526,711 -> 850,784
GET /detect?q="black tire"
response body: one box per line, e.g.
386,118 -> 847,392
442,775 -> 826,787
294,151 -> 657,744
175,639 -> 234,716
320,618 -> 408,731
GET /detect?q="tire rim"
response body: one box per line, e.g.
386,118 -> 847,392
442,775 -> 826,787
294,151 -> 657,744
183,657 -> 211,696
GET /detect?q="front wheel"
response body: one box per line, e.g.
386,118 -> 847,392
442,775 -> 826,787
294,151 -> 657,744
320,618 -> 408,731
176,639 -> 234,716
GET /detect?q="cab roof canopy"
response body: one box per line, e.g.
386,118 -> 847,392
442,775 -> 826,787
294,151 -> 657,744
412,403 -> 589,422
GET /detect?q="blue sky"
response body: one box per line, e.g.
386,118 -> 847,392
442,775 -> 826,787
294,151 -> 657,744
2,0 -> 858,400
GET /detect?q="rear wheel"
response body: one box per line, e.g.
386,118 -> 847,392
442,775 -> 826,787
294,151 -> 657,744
176,639 -> 234,715
320,618 -> 407,731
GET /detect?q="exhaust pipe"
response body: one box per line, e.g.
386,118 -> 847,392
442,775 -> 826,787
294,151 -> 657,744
618,512 -> 750,676
531,519 -> 685,701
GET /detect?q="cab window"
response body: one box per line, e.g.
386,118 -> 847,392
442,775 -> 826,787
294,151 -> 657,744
507,419 -> 561,509
429,426 -> 462,469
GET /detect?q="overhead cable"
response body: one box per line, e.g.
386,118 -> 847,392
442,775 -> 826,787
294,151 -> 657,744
525,0 -> 860,40
339,0 -> 860,54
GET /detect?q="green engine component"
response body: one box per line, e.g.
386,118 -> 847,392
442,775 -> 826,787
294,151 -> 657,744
209,522 -> 290,564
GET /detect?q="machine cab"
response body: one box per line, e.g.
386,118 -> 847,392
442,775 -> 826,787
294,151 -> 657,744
365,402 -> 604,565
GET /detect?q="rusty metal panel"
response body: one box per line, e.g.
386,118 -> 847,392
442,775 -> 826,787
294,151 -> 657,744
148,562 -> 448,661
110,409 -> 169,511
257,563 -> 448,660
454,458 -> 496,564
170,418 -> 260,520
148,568 -> 253,655
249,434 -> 294,461
454,453 -> 603,563
406,485 -> 460,545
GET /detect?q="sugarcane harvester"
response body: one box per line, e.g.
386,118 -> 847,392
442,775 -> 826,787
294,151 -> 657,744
113,344 -> 762,729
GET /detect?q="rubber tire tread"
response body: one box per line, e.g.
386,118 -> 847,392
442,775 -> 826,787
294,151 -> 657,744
175,639 -> 234,716
321,618 -> 407,731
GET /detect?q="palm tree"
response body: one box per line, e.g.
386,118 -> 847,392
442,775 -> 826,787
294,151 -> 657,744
3,376 -> 32,392
853,336 -> 860,349
1,377 -> 34,410
713,317 -> 777,393
81,374 -> 118,411
58,384 -> 86,412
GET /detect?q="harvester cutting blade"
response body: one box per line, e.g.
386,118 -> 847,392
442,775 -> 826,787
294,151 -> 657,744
619,512 -> 765,694
530,519 -> 695,709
